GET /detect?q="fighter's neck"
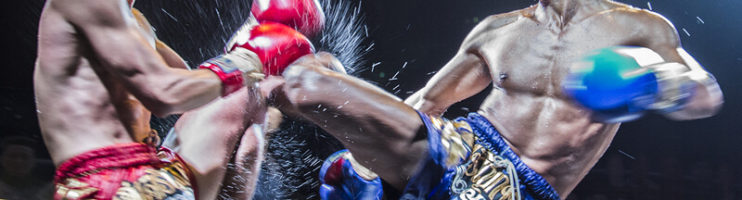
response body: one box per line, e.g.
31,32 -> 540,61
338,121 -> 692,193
536,0 -> 605,27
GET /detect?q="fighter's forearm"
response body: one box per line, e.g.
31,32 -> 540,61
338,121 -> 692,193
404,90 -> 449,116
661,48 -> 724,120
665,71 -> 723,120
140,40 -> 225,116
636,47 -> 724,120
137,68 -> 222,116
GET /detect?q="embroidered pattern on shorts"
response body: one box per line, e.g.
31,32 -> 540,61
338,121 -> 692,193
431,117 -> 475,167
452,145 -> 521,200
433,117 -> 522,200
55,178 -> 99,200
114,162 -> 194,200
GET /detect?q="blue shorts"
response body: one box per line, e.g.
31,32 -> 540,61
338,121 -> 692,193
399,112 -> 560,200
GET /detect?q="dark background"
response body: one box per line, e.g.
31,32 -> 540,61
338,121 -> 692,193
1,0 -> 741,199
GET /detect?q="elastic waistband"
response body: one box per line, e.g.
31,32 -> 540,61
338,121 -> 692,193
459,113 -> 561,200
55,143 -> 160,182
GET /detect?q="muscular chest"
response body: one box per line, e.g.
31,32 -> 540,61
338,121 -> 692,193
477,17 -> 639,96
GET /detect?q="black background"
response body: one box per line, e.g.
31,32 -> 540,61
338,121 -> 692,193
1,0 -> 741,199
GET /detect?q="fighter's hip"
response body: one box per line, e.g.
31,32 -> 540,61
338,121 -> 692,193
53,143 -> 196,200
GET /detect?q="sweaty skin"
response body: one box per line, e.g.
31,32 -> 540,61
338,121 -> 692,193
35,0 -> 266,199
172,87 -> 268,200
35,0 -> 222,166
269,0 -> 722,198
128,8 -> 187,146
406,0 -> 722,195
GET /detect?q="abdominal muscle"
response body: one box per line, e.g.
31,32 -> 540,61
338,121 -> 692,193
35,6 -> 158,166
477,90 -> 620,195
35,34 -> 145,166
35,62 -> 140,166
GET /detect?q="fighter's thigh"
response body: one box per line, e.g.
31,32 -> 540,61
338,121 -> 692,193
281,63 -> 428,188
283,64 -> 424,145
290,71 -> 427,187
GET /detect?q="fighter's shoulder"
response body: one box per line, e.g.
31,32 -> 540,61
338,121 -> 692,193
601,4 -> 676,31
462,8 -> 528,46
475,8 -> 529,32
49,0 -> 127,24
601,4 -> 679,42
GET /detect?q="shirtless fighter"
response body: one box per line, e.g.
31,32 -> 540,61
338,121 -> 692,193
263,0 -> 724,199
34,0 -> 315,198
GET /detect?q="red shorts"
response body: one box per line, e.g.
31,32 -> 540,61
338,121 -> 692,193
53,143 -> 195,200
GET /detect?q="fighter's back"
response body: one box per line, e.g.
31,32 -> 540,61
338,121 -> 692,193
468,2 -> 681,195
34,0 -> 142,166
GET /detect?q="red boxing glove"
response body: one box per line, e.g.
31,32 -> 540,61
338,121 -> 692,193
319,150 -> 383,200
230,22 -> 314,76
251,0 -> 325,37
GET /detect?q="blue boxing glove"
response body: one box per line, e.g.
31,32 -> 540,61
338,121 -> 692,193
319,150 -> 383,200
562,46 -> 695,123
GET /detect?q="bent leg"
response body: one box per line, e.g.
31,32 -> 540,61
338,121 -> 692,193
274,59 -> 427,190
174,87 -> 266,199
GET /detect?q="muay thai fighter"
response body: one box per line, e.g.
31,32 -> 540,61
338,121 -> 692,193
34,0 -> 314,198
261,0 -> 724,199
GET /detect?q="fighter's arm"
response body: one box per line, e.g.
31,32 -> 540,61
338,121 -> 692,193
404,52 -> 490,116
131,7 -> 190,70
156,40 -> 189,70
637,12 -> 723,120
53,0 -> 222,116
173,87 -> 267,199
405,15 -> 518,115
217,124 -> 266,200
268,53 -> 427,190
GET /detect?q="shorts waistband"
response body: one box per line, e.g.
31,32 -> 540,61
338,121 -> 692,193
55,143 -> 160,182
459,113 -> 561,200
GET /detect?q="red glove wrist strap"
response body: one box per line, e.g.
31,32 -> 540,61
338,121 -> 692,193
199,62 -> 243,96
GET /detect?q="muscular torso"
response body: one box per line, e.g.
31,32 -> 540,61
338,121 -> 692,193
35,4 -> 156,166
470,5 -> 655,195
